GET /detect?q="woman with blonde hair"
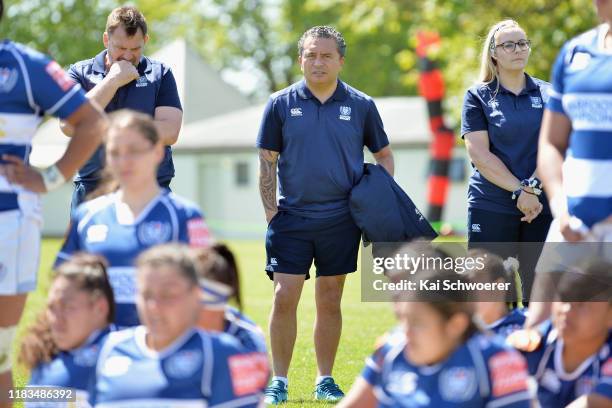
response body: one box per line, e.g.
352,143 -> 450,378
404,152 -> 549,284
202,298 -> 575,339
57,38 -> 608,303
461,19 -> 552,301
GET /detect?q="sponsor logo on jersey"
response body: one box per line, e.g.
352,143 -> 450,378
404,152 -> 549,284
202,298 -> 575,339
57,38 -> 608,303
187,218 -> 211,248
290,107 -> 302,117
489,351 -> 529,396
137,221 -> 172,246
228,352 -> 269,396
439,367 -> 477,402
102,355 -> 132,377
86,224 -> 109,243
339,105 -> 351,121
387,371 -> 417,395
165,350 -> 203,379
0,68 -> 18,93
45,61 -> 75,92
135,76 -> 148,88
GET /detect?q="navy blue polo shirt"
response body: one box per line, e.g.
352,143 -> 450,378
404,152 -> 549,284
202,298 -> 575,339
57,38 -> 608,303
461,74 -> 551,215
256,79 -> 389,219
68,50 -> 182,183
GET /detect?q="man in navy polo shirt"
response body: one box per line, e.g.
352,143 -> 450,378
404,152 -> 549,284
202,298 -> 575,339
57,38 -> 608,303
257,26 -> 394,404
60,6 -> 182,213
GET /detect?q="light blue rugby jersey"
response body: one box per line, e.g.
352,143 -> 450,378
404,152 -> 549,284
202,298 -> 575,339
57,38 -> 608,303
0,40 -> 87,213
362,331 -> 531,407
547,24 -> 612,227
55,190 -> 211,327
91,327 -> 268,408
27,327 -> 112,408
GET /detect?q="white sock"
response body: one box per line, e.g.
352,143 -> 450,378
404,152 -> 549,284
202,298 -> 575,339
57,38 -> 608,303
316,375 -> 332,385
272,376 -> 288,387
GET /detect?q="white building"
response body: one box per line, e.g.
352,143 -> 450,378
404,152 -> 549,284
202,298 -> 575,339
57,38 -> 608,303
32,41 -> 469,238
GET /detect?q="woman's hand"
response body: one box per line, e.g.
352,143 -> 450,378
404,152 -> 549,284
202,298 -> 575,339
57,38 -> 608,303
517,189 -> 543,223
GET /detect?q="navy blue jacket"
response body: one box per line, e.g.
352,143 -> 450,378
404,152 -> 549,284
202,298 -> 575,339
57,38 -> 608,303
349,164 -> 437,243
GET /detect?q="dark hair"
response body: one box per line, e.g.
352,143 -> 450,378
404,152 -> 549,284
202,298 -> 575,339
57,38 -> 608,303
465,249 -> 518,303
19,253 -> 114,369
298,25 -> 346,57
106,6 -> 147,37
556,258 -> 612,302
191,243 -> 243,310
136,243 -> 198,287
87,109 -> 160,201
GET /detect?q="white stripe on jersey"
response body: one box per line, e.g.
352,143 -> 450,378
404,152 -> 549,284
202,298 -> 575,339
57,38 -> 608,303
548,88 -> 562,101
562,157 -> 612,197
46,83 -> 82,116
6,44 -> 39,114
467,339 -> 490,398
96,399 -> 206,408
562,93 -> 612,131
160,195 -> 180,241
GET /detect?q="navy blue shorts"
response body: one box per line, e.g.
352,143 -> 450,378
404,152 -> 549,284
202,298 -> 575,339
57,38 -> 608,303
265,211 -> 361,280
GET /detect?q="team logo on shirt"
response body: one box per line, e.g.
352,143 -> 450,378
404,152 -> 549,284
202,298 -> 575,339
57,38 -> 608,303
135,76 -> 148,88
86,224 -> 109,243
387,371 -> 418,395
530,96 -> 543,109
339,106 -> 351,121
290,107 -> 302,117
439,367 -> 477,402
0,68 -> 18,93
165,350 -> 202,379
137,221 -> 172,245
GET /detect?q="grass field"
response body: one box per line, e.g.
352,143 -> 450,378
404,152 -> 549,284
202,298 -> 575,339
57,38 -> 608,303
12,238 -> 397,407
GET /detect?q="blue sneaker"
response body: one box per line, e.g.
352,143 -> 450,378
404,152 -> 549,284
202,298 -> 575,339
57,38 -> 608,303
264,379 -> 288,405
314,377 -> 345,402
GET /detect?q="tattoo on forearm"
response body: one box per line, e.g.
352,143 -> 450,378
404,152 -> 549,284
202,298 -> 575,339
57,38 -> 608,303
259,149 -> 278,213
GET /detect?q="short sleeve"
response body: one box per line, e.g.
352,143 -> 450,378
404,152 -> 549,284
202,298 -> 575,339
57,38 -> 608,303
461,89 -> 488,138
208,335 -> 267,407
25,51 -> 87,119
67,64 -> 84,87
156,66 -> 182,110
486,350 -> 531,407
178,203 -> 212,248
256,97 -> 283,152
547,45 -> 569,115
363,99 -> 389,153
54,217 -> 82,268
361,346 -> 385,386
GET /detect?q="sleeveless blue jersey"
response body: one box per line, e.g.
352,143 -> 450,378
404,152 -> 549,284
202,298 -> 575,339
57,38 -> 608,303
55,190 -> 211,327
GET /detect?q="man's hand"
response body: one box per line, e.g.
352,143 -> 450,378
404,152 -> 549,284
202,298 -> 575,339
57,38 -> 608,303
0,155 -> 46,193
259,149 -> 279,223
106,60 -> 139,88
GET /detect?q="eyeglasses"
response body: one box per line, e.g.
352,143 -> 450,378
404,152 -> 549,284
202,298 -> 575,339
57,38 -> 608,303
494,39 -> 531,53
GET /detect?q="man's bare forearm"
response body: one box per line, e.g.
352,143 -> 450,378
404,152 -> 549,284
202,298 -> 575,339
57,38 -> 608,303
259,148 -> 279,221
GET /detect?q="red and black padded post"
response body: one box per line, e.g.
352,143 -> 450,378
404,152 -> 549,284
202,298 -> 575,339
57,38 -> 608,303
416,31 -> 455,224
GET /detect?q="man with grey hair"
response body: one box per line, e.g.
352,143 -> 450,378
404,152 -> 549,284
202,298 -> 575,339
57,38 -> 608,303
257,25 -> 394,404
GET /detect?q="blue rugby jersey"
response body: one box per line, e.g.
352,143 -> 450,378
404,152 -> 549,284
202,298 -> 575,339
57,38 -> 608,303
27,327 -> 112,408
486,308 -> 527,339
547,24 -> 612,227
0,40 -> 87,213
362,331 -> 531,407
224,306 -> 268,354
91,327 -> 267,407
55,190 -> 211,327
523,321 -> 612,407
